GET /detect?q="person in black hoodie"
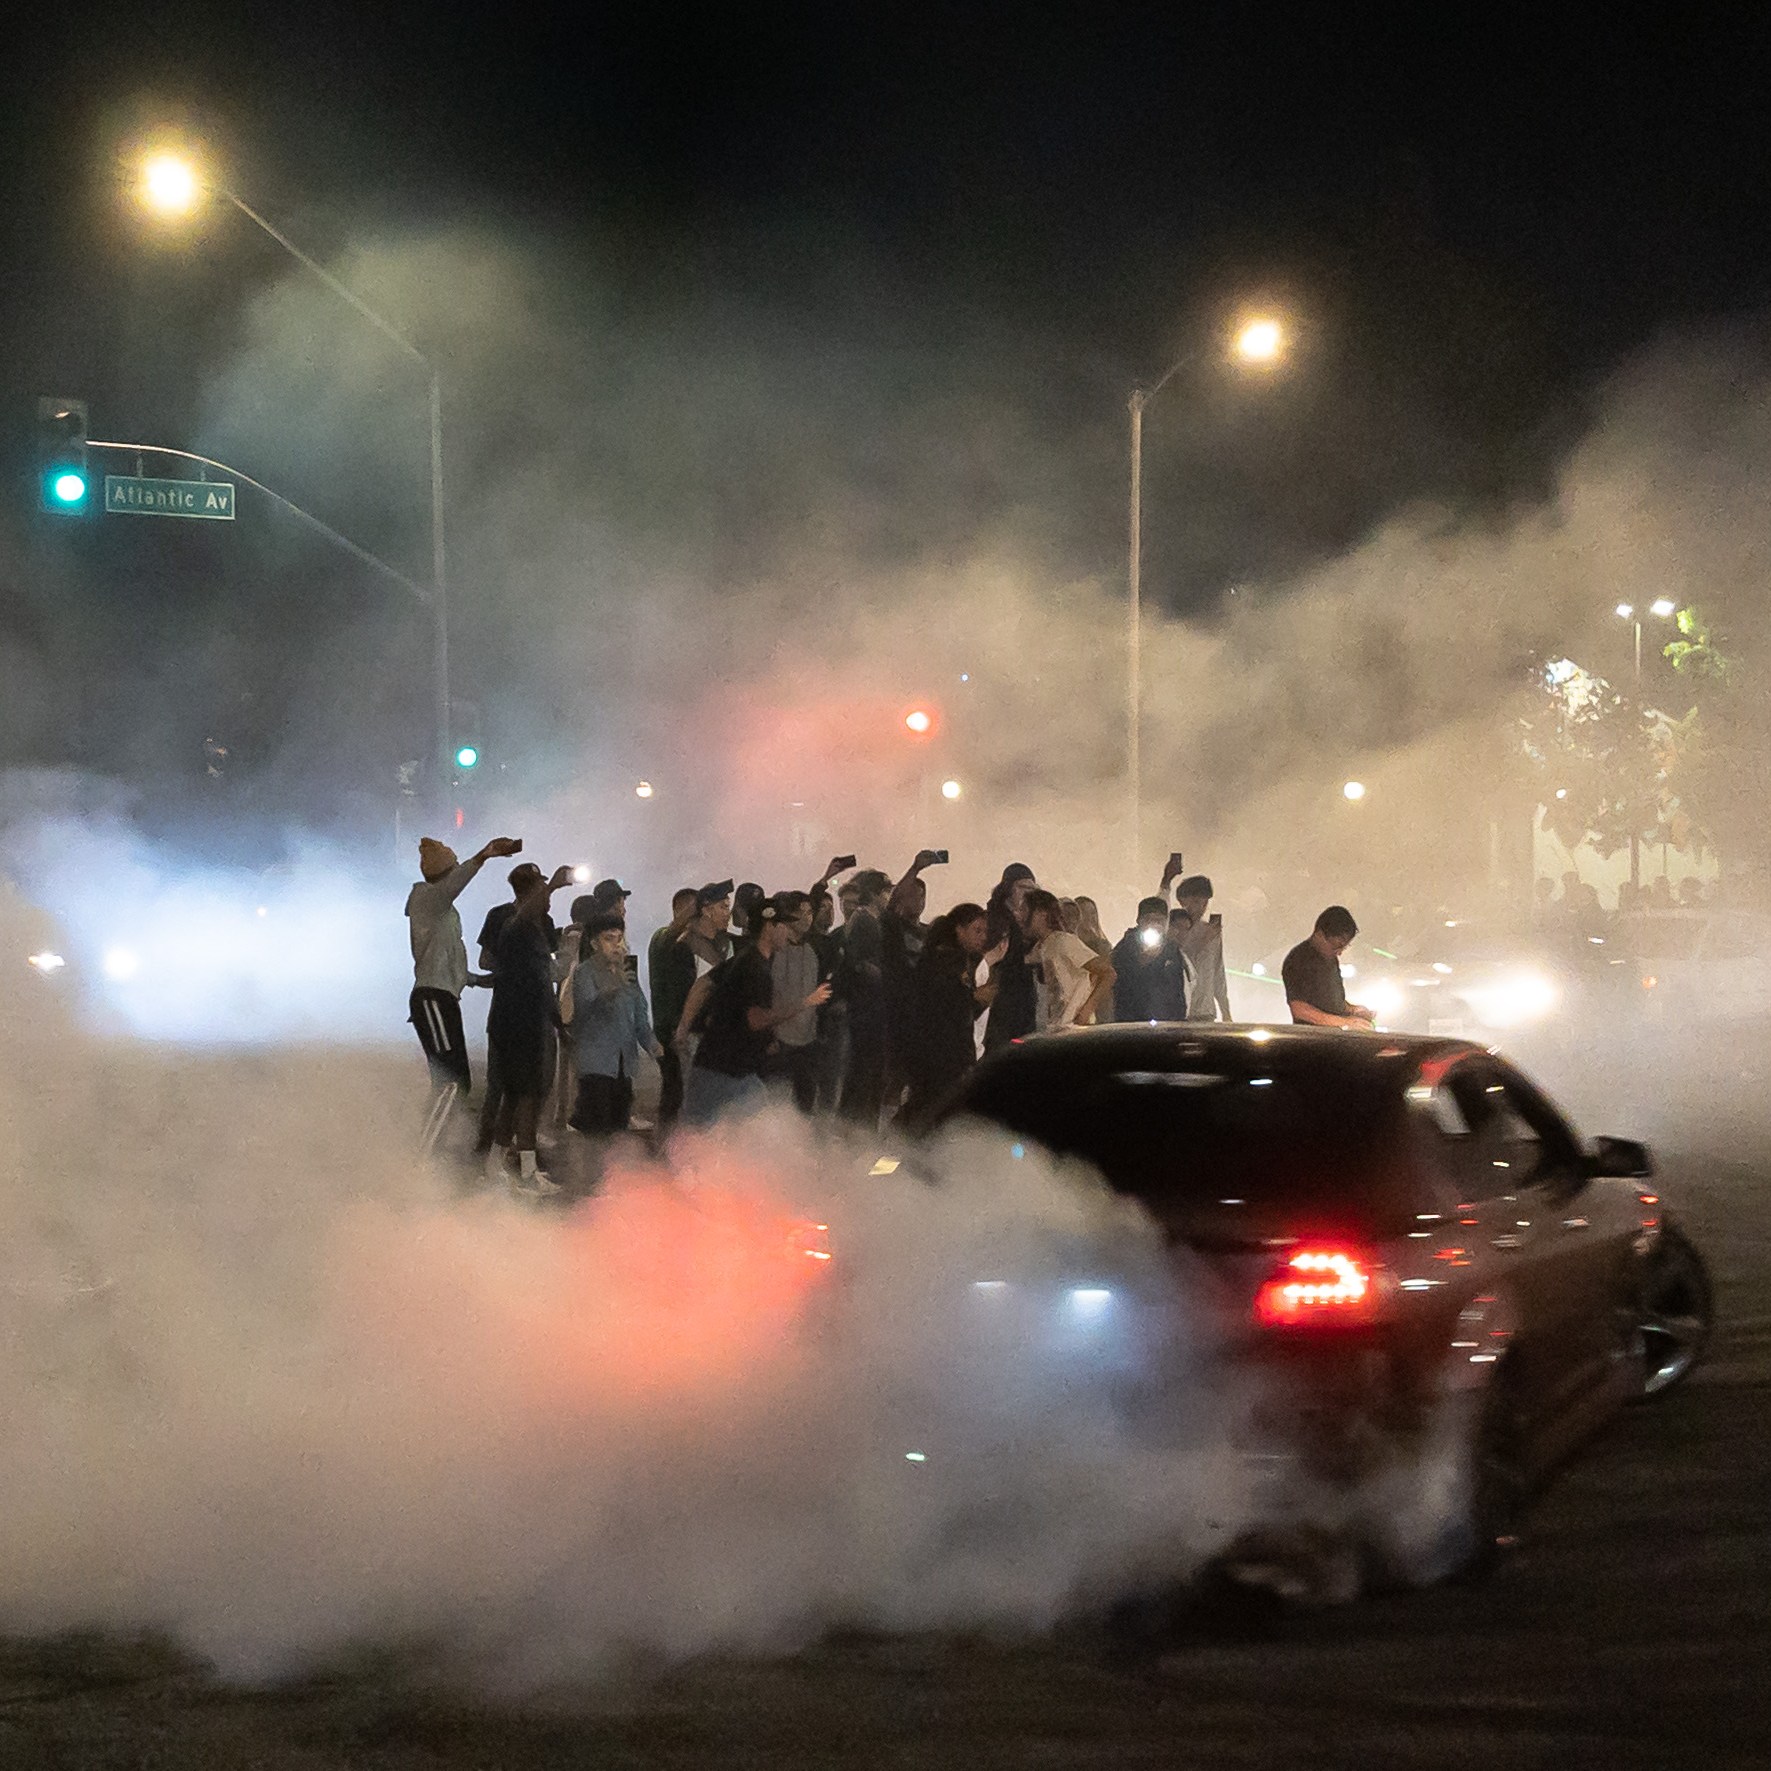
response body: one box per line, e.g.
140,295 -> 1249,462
836,869 -> 893,1126
1111,896 -> 1191,1023
901,903 -> 1004,1128
983,862 -> 1039,1050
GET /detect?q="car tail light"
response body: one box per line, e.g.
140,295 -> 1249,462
1253,1247 -> 1380,1328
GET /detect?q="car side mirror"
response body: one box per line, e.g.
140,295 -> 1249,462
1587,1135 -> 1654,1179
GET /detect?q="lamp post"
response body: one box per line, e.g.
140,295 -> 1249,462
1613,598 -> 1678,891
1127,316 -> 1286,879
136,150 -> 451,790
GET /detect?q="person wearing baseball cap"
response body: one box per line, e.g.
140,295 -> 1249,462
589,878 -> 631,920
681,882 -> 734,982
563,910 -> 661,1138
681,893 -> 832,1127
472,859 -> 560,1161
486,861 -> 579,1194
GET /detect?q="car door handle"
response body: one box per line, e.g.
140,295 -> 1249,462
1561,1215 -> 1590,1230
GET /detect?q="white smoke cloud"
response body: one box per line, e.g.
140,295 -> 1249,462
0,882 -> 1259,1681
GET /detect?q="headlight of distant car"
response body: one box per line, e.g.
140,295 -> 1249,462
1457,969 -> 1559,1028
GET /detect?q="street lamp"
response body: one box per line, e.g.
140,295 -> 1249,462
133,147 -> 453,790
1614,598 -> 1678,689
1342,780 -> 1367,802
1128,313 -> 1287,876
140,153 -> 200,216
1232,317 -> 1286,364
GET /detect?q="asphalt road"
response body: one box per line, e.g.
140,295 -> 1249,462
2,1139 -> 1766,1770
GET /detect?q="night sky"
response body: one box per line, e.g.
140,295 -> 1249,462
4,5 -> 1769,816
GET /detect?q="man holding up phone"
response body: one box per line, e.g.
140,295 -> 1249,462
1172,872 -> 1233,1022
487,862 -> 577,1193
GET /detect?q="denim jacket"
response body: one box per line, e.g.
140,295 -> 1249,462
567,956 -> 656,1079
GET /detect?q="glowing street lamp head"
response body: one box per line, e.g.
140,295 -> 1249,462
1615,603 -> 1634,621
1342,780 -> 1367,802
941,778 -> 962,801
903,708 -> 934,736
140,152 -> 202,216
1649,597 -> 1677,618
635,780 -> 655,799
1233,316 -> 1286,365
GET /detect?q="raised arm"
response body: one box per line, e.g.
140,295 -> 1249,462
440,835 -> 521,904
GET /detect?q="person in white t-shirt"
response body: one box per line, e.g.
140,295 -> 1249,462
1025,890 -> 1116,1029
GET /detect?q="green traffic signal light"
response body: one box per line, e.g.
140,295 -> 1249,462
454,744 -> 480,770
36,397 -> 90,516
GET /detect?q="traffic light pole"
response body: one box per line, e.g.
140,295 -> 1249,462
428,372 -> 451,800
86,439 -> 431,606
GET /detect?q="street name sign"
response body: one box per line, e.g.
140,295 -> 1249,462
104,475 -> 236,521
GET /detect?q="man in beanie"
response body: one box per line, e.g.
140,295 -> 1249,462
983,862 -> 1039,1050
404,833 -> 521,1097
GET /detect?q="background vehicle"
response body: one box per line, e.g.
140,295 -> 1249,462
1352,919 -> 1633,1040
918,1025 -> 1712,1592
1614,907 -> 1771,1027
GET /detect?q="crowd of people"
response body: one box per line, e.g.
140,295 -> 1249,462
403,836 -> 1268,1192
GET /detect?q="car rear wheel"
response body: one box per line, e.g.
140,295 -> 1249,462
1634,1223 -> 1713,1398
1364,1364 -> 1527,1589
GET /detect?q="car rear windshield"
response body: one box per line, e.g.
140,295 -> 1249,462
947,1056 -> 1420,1242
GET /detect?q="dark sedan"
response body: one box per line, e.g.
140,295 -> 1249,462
917,1024 -> 1711,1592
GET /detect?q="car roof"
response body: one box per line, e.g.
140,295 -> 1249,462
977,1023 -> 1481,1085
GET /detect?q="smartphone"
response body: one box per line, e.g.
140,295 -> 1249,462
511,839 -> 524,854
832,855 -> 857,873
624,953 -> 640,980
930,849 -> 949,865
1166,851 -> 1184,876
1210,912 -> 1222,927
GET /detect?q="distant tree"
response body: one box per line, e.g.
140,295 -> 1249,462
1663,604 -> 1733,687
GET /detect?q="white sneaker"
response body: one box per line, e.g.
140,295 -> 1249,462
530,1172 -> 563,1196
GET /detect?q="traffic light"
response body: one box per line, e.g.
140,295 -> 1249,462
36,397 -> 90,515
450,699 -> 483,776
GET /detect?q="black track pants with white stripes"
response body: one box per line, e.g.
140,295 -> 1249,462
410,987 -> 471,1091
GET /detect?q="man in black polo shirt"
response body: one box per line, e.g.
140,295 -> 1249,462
1281,905 -> 1376,1028
681,894 -> 832,1127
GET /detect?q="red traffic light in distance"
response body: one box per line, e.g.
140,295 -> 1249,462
902,705 -> 937,738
